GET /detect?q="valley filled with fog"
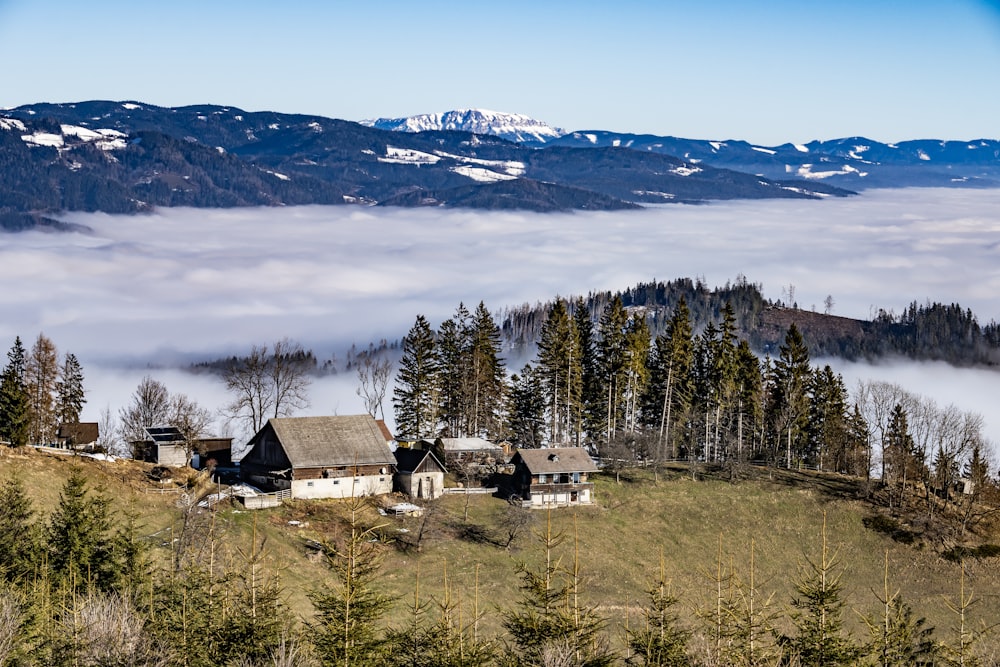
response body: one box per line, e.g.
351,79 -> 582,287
3,187 -> 999,446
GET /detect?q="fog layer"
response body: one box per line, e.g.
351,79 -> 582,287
2,188 -> 998,443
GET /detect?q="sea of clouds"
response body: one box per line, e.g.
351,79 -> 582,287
2,187 -> 999,447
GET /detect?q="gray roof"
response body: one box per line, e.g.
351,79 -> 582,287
438,437 -> 501,452
515,447 -> 598,475
268,415 -> 395,468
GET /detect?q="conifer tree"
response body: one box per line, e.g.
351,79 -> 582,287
506,365 -> 545,448
437,304 -> 472,437
784,513 -> 859,666
596,296 -> 629,446
861,551 -> 937,666
46,469 -> 118,593
627,555 -> 692,666
26,333 -> 58,445
393,315 -> 440,439
0,337 -> 30,447
310,498 -> 394,667
54,353 -> 85,428
642,298 -> 695,462
536,300 -> 582,445
573,297 -> 600,448
468,302 -> 506,439
501,512 -> 613,667
0,475 -> 40,584
768,323 -> 811,468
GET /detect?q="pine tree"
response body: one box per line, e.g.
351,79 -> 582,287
467,302 -> 506,439
54,353 -> 86,429
0,337 -> 30,447
536,300 -> 582,445
784,513 -> 860,666
0,475 -> 41,583
393,315 -> 440,439
627,555 -> 692,666
861,551 -> 937,666
596,296 -> 629,446
768,323 -> 812,468
310,498 -> 394,667
573,297 -> 600,449
501,512 -> 614,667
46,470 -> 118,593
506,365 -> 545,448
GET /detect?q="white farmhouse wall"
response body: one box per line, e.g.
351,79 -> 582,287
291,475 -> 392,500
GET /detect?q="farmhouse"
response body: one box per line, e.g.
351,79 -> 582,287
393,447 -> 447,500
508,447 -> 598,508
239,415 -> 395,499
55,422 -> 99,450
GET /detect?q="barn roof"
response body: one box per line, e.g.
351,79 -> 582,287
393,447 -> 447,474
514,447 -> 598,475
267,415 -> 395,469
57,422 -> 99,444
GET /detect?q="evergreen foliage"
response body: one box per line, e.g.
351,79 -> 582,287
394,315 -> 441,439
0,337 -> 30,446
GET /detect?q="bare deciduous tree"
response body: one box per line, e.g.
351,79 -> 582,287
223,339 -> 313,439
356,354 -> 392,422
118,375 -> 172,453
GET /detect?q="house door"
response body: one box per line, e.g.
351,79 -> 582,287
417,478 -> 424,498
570,491 -> 578,503
428,477 -> 435,498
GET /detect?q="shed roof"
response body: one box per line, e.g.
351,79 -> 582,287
393,447 -> 447,474
437,437 -> 501,452
514,447 -> 598,475
267,415 -> 395,469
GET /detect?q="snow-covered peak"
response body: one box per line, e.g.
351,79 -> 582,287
361,108 -> 565,144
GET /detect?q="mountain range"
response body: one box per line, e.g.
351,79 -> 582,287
2,102 -> 996,231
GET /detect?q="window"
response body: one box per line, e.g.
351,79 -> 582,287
307,481 -> 314,487
333,479 -> 340,485
573,472 -> 581,484
538,474 -> 547,483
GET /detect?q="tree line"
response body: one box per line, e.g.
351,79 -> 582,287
0,334 -> 85,447
393,295 -> 994,502
498,278 -> 1000,367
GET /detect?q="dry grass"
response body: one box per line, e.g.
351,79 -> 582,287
4,449 -> 999,653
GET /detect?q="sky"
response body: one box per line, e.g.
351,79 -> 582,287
1,1 -> 999,144
1,189 -> 999,446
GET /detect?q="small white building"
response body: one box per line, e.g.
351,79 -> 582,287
239,415 -> 395,499
394,448 -> 447,500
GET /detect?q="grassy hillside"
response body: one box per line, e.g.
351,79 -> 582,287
5,447 -> 999,660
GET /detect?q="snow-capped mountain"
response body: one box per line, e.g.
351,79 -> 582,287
361,109 -> 565,145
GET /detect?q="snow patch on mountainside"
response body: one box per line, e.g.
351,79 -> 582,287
0,117 -> 26,131
378,146 -> 441,165
362,108 -> 565,144
451,166 -> 518,182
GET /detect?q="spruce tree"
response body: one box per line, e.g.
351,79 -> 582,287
437,305 -> 472,437
54,353 -> 86,429
642,298 -> 695,462
769,323 -> 812,468
536,300 -> 582,445
393,315 -> 440,439
468,302 -> 506,440
506,365 -> 545,448
46,470 -> 118,593
0,337 -> 30,447
310,498 -> 394,667
785,513 -> 859,666
0,475 -> 41,583
627,556 -> 692,666
862,552 -> 937,666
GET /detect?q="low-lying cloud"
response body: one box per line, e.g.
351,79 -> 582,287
3,188 -> 999,445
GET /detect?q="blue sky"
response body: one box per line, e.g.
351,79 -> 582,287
1,1 -> 999,144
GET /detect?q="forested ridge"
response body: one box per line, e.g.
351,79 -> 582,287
499,277 -> 1000,366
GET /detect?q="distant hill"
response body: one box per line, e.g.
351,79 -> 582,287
1,101 -> 853,231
